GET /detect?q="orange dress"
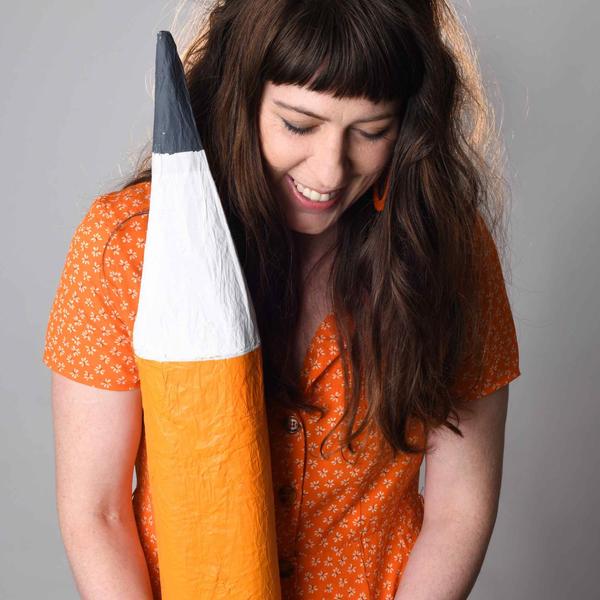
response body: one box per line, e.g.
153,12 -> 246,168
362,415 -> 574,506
43,181 -> 521,600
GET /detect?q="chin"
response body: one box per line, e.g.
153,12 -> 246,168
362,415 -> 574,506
287,222 -> 323,235
285,215 -> 328,236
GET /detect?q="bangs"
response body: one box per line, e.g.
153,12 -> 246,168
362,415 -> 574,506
262,0 -> 424,104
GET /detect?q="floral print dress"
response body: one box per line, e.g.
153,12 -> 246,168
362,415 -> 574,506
43,181 -> 521,599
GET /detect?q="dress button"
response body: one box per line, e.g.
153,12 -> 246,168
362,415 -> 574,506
279,557 -> 295,578
284,414 -> 301,434
277,484 -> 296,505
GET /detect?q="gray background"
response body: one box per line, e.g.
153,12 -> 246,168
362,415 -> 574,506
2,0 -> 598,598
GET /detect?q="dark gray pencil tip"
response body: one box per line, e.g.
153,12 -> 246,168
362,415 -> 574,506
152,30 -> 203,154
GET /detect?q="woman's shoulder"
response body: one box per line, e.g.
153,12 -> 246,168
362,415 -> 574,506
84,180 -> 151,238
56,180 -> 151,334
75,180 -> 151,284
43,180 -> 151,390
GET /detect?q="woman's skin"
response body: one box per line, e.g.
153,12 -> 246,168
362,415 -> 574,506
51,81 -> 507,600
258,82 -> 510,600
258,82 -> 401,373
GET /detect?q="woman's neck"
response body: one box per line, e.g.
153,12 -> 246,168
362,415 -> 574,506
292,224 -> 337,280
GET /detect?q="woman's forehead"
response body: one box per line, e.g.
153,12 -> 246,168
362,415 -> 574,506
262,81 -> 401,119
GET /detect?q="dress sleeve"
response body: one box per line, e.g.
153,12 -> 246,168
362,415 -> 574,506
448,217 -> 521,402
42,196 -> 145,391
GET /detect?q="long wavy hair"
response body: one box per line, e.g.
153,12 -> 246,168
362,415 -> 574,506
110,0 -> 513,459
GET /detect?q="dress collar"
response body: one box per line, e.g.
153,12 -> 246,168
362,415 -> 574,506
299,312 -> 343,394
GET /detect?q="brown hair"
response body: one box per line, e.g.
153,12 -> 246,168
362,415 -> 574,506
113,0 -> 513,459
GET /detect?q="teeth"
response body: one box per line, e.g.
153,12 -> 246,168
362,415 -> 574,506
292,178 -> 337,202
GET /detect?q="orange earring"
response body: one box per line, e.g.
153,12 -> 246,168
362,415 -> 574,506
373,171 -> 391,212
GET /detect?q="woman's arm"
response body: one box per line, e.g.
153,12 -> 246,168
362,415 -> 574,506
51,372 -> 153,599
395,384 -> 510,600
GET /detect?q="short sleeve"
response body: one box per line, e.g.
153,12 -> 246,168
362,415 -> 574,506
43,185 -> 149,391
448,218 -> 521,402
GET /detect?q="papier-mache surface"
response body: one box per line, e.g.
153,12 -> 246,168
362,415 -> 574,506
129,30 -> 281,600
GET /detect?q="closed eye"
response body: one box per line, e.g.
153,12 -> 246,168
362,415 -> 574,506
282,119 -> 391,143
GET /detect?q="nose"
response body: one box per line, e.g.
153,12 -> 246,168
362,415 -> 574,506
309,135 -> 351,193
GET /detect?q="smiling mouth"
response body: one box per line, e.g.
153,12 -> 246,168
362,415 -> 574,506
289,175 -> 345,199
285,174 -> 344,210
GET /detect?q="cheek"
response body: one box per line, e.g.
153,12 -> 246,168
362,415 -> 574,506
359,140 -> 396,176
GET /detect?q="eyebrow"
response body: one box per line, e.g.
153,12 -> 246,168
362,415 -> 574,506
273,99 -> 396,123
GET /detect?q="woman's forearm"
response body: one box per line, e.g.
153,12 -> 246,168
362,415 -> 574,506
394,512 -> 496,600
58,509 -> 153,599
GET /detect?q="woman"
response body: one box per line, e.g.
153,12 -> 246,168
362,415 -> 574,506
43,0 -> 521,598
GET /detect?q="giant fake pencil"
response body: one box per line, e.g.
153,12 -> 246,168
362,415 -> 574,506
132,31 -> 282,599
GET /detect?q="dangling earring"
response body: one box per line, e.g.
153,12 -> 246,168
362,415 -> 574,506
373,170 -> 391,212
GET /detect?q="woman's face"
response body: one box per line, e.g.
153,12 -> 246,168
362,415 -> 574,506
258,81 -> 401,236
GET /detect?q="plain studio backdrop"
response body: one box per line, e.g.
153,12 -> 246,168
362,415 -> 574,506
2,1 -> 598,598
